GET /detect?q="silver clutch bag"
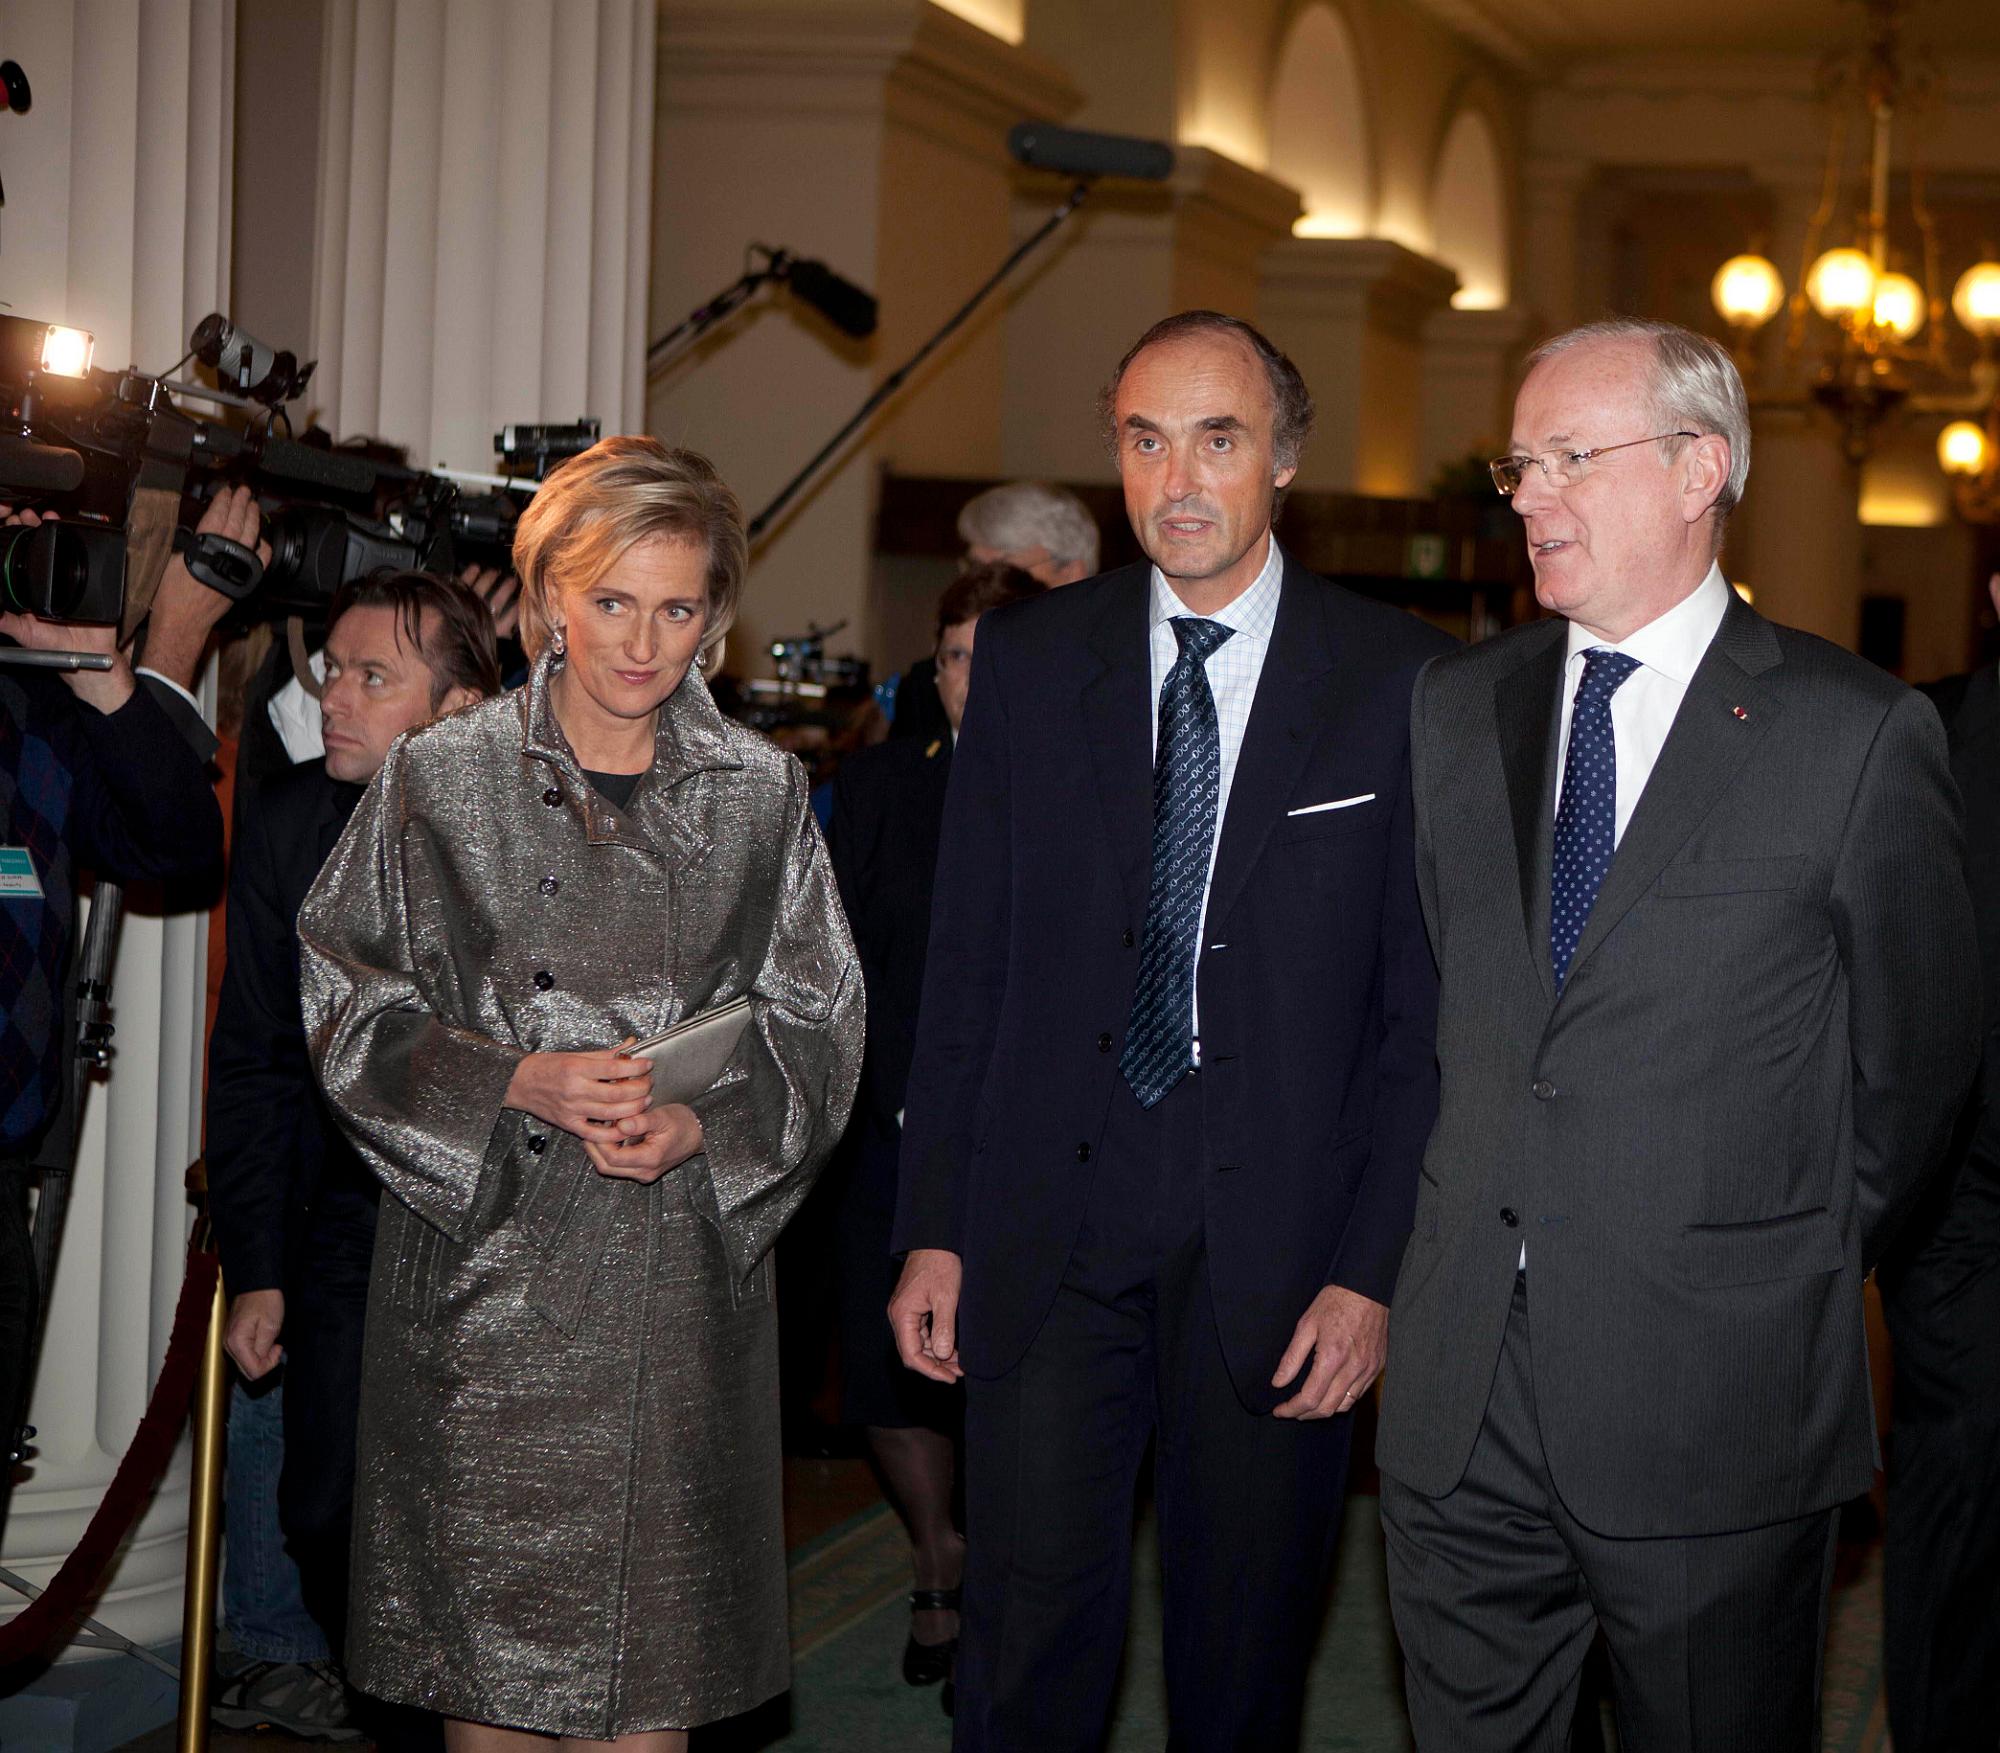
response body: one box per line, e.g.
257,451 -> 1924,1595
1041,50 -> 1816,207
619,996 -> 754,1105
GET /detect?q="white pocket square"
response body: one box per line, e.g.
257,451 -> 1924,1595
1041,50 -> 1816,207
1287,793 -> 1376,817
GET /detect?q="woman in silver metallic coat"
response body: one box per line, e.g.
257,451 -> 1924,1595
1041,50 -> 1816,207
298,437 -> 863,1750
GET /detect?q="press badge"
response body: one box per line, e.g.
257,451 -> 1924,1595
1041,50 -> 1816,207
0,848 -> 45,900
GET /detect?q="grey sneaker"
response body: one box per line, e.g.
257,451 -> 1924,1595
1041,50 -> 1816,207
211,1658 -> 363,1741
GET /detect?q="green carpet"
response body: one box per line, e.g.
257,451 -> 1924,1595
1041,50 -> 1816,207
764,1497 -> 1888,1751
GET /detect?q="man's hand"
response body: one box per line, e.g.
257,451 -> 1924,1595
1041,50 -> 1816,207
144,485 -> 271,690
1271,1284 -> 1388,1420
460,563 -> 522,640
889,1248 -> 965,1383
224,1288 -> 285,1381
586,1101 -> 703,1183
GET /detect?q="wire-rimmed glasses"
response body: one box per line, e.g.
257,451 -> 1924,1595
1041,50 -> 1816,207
1488,431 -> 1699,496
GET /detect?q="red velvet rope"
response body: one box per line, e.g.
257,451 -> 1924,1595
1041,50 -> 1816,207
0,1236 -> 220,1667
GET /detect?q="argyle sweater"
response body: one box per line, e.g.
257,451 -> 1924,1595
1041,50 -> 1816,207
0,670 -> 223,1151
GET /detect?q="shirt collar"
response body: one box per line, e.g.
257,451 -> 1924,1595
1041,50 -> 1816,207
1147,532 -> 1285,644
1565,562 -> 1731,686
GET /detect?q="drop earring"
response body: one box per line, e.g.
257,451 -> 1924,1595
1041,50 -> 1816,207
551,627 -> 566,659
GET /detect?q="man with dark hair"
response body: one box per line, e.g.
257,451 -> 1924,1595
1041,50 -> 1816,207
890,311 -> 1450,1748
828,562 -> 1041,1706
207,569 -> 499,1741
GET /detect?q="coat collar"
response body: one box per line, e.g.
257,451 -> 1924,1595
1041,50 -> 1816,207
516,649 -> 743,860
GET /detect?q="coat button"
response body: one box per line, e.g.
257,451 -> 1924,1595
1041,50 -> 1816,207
1532,1079 -> 1556,1101
533,970 -> 555,991
542,786 -> 562,807
1097,1032 -> 1113,1053
1500,1207 -> 1519,1228
1121,928 -> 1135,948
1076,1142 -> 1092,1162
539,876 -> 560,896
528,1135 -> 547,1155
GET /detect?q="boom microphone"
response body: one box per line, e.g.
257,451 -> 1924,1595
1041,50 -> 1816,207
1007,123 -> 1175,183
775,255 -> 879,340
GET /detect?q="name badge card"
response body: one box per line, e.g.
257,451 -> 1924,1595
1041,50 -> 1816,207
0,847 -> 46,900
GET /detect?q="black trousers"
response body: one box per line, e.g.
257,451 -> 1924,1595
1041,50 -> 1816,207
0,1167 -> 37,1537
1878,1148 -> 2000,1753
955,1078 -> 1354,1753
1382,1278 -> 1839,1753
279,1209 -> 441,1753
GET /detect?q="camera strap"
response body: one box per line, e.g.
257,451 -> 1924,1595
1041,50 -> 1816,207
171,526 -> 265,600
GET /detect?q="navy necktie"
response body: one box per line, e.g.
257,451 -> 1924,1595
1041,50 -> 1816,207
1121,616 -> 1234,1108
1550,648 -> 1641,994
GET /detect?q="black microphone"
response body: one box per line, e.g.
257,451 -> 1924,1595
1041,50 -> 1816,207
1007,123 -> 1175,182
777,256 -> 879,340
0,435 -> 85,494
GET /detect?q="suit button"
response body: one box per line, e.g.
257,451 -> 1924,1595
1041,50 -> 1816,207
1097,1032 -> 1113,1053
1500,1207 -> 1519,1228
533,970 -> 555,991
1076,1143 -> 1092,1163
539,876 -> 560,896
542,786 -> 562,807
1532,1079 -> 1556,1101
528,1135 -> 547,1155
1121,928 -> 1135,948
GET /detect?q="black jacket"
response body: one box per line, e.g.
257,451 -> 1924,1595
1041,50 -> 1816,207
893,556 -> 1450,1408
206,759 -> 371,1296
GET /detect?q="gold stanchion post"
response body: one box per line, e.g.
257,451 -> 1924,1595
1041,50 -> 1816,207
176,1261 -> 227,1753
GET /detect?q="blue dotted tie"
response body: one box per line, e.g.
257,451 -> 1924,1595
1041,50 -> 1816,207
1121,616 -> 1235,1108
1550,648 -> 1641,995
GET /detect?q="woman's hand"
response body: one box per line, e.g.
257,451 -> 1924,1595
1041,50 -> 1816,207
586,1102 -> 704,1184
504,1049 -> 654,1139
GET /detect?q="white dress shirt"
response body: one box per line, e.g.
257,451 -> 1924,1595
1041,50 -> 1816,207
1553,562 -> 1731,846
1146,531 -> 1284,1055
1526,561 -> 1729,1268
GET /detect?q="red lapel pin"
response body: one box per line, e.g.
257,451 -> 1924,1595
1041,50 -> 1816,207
1732,705 -> 1749,720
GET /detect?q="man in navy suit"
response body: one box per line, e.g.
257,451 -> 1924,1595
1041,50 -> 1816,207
890,310 -> 1451,1750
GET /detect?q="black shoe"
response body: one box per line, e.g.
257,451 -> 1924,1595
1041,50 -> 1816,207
902,1587 -> 961,1687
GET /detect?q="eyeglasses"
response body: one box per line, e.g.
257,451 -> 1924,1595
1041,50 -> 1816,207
1487,431 -> 1699,496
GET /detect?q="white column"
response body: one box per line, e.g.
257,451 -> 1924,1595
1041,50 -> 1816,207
310,0 -> 656,470
1420,304 -> 1536,485
0,0 -> 236,1656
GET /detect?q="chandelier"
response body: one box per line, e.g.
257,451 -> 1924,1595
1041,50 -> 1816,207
1706,0 -> 2000,516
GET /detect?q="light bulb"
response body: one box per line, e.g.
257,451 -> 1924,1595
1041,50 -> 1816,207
1952,262 -> 2000,339
1806,248 -> 1879,321
1711,255 -> 1785,329
1938,420 -> 1990,477
38,325 -> 93,378
1870,272 -> 1925,342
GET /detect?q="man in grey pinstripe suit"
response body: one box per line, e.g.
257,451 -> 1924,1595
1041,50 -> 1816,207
1377,318 -> 1980,1751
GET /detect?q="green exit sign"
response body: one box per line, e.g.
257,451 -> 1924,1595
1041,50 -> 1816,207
1405,533 -> 1449,579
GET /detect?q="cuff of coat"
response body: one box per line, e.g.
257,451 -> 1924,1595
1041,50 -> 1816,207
380,1034 -> 525,1245
682,1072 -> 773,1287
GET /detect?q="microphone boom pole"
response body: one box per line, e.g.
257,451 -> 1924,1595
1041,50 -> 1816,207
747,181 -> 1092,541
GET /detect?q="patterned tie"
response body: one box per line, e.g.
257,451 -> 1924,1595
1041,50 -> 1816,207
1121,616 -> 1235,1108
1550,648 -> 1641,995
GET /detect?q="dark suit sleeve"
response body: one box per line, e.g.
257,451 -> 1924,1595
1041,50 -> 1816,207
1831,687 -> 1982,1265
1326,669 -> 1441,1304
891,630 -> 1012,1255
138,670 -> 222,763
65,682 -> 223,887
205,794 -> 309,1296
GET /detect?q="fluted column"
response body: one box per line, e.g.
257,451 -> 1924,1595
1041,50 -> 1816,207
311,0 -> 656,469
0,0 -> 237,1659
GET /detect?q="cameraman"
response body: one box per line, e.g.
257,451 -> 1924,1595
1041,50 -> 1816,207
0,492 -> 249,1496
205,570 -> 497,1736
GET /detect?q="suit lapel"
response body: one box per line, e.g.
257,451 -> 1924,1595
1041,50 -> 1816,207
1079,567 -> 1157,921
1205,558 -> 1333,932
1561,594 -> 1784,990
1494,625 -> 1567,1006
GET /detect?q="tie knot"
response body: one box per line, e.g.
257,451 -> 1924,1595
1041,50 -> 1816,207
1171,616 -> 1234,663
1577,648 -> 1640,702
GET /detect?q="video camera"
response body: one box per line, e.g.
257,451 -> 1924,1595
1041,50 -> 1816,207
0,310 -> 599,628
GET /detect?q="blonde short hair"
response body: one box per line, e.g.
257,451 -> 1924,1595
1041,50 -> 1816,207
512,435 -> 747,662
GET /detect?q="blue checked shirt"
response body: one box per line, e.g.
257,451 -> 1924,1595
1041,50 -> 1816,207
1146,533 -> 1284,1057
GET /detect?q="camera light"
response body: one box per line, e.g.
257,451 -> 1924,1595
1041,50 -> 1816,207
39,325 -> 94,378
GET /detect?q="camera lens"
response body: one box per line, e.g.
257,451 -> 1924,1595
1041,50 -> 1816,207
0,524 -> 92,619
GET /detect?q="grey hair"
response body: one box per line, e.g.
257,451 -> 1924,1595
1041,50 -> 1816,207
1527,319 -> 1751,541
955,480 -> 1102,577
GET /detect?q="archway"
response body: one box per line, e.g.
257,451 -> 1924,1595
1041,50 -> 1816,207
1268,3 -> 1373,238
1431,107 -> 1510,308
